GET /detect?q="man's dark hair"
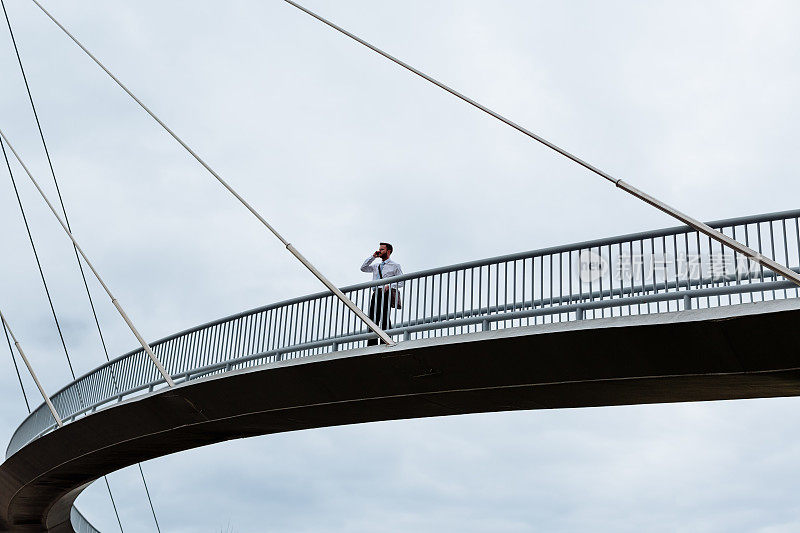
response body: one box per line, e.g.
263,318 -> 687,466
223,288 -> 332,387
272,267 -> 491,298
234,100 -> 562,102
380,242 -> 393,253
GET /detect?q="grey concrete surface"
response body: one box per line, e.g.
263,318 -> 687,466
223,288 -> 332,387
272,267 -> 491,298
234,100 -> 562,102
1,299 -> 799,531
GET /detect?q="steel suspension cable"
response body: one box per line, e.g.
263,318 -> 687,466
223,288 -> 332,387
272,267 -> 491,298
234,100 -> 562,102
0,128 -> 176,386
281,0 -> 800,289
138,464 -> 162,533
103,476 -> 124,533
2,314 -> 30,413
0,137 -> 78,381
1,0 -> 112,366
1,2 -> 161,528
0,309 -> 62,425
27,0 -> 395,346
4,315 -> 125,533
2,137 -> 127,532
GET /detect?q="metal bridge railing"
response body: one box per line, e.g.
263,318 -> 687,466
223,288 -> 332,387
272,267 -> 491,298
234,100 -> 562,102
70,507 -> 100,533
7,209 -> 800,457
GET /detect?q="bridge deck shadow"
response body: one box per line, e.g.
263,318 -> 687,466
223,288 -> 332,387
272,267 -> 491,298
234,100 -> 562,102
2,298 -> 800,531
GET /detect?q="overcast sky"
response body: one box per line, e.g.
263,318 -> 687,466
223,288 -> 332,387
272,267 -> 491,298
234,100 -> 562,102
1,0 -> 800,531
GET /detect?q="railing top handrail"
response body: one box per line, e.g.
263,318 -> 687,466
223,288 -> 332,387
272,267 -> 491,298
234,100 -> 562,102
110,207 -> 800,346
186,208 -> 800,322
14,208 -> 800,431
124,207 -> 800,344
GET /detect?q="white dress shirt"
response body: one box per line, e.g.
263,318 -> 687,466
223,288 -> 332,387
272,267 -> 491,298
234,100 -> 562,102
361,256 -> 404,288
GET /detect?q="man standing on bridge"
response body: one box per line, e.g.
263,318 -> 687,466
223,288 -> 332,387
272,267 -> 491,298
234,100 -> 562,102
361,243 -> 403,346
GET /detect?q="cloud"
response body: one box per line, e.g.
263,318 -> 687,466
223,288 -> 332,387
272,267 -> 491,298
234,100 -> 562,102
1,0 -> 799,531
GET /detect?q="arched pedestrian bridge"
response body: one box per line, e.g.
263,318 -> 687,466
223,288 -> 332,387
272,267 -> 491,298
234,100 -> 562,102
2,209 -> 800,532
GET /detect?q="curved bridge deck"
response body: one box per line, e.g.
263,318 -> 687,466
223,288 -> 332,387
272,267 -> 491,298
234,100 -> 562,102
2,210 -> 800,531
3,299 -> 800,531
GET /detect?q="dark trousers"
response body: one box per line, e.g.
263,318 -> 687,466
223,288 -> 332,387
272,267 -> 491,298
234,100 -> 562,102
367,289 -> 391,346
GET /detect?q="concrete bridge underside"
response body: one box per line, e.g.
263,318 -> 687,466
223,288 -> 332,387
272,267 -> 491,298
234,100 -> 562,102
2,299 -> 799,531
